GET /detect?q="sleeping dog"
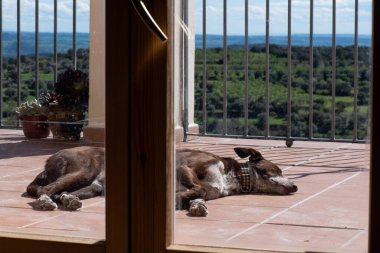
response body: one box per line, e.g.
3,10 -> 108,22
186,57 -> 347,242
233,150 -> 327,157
176,147 -> 298,216
27,146 -> 296,214
26,146 -> 105,211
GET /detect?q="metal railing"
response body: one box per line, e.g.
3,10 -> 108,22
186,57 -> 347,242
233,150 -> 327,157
184,0 -> 368,143
0,0 -> 78,127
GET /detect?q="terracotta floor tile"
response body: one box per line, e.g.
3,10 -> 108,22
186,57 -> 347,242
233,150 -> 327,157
80,198 -> 105,214
0,225 -> 105,241
0,130 -> 105,241
27,211 -> 105,239
225,223 -> 363,252
337,230 -> 368,253
176,204 -> 285,223
174,218 -> 256,247
0,206 -> 66,227
173,137 -> 369,252
0,166 -> 40,177
0,191 -> 24,202
0,131 -> 370,250
0,170 -> 42,182
270,195 -> 368,230
207,194 -> 306,208
0,180 -> 30,193
284,166 -> 364,183
0,195 -> 35,209
0,157 -> 46,168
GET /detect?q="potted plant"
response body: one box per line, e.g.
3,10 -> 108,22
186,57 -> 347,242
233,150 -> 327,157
16,99 -> 50,139
40,69 -> 89,141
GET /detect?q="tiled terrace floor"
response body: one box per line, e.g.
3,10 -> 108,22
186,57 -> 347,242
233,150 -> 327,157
0,129 -> 105,243
0,130 -> 370,252
175,136 -> 370,253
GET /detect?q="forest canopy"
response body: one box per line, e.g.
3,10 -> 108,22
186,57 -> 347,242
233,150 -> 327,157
194,44 -> 371,140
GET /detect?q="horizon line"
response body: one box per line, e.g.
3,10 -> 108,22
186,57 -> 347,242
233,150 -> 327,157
197,33 -> 372,36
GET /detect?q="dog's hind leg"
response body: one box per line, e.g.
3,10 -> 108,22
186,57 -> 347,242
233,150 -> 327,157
26,171 -> 59,211
26,171 -> 51,197
176,165 -> 208,216
57,178 -> 104,211
53,172 -> 104,211
30,171 -> 94,211
66,181 -> 104,199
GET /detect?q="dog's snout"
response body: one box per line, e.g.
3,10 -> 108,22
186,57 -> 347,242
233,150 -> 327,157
292,185 -> 298,193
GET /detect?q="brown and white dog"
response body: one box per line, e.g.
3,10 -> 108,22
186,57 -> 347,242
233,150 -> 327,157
176,147 -> 298,216
26,146 -> 105,211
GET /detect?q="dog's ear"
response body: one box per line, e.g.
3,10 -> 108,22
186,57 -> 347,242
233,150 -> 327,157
234,147 -> 251,158
234,147 -> 263,160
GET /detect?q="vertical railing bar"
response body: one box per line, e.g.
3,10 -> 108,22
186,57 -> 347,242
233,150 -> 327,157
17,0 -> 21,112
331,0 -> 336,140
35,0 -> 39,98
287,0 -> 292,139
244,0 -> 249,136
73,0 -> 77,70
0,0 -> 3,127
265,0 -> 270,138
223,0 -> 227,135
353,0 -> 358,141
309,0 -> 314,140
183,0 -> 189,134
54,0 -> 58,83
202,0 -> 207,134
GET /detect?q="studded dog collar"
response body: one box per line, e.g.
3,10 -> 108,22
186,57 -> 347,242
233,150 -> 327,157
240,162 -> 254,193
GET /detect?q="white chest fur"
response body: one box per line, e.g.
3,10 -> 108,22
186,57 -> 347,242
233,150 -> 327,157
199,161 -> 241,200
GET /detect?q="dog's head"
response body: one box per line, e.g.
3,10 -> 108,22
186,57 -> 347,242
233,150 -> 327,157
234,147 -> 298,195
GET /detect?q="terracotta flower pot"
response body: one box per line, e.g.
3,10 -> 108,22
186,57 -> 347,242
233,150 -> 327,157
47,104 -> 85,141
21,115 -> 50,139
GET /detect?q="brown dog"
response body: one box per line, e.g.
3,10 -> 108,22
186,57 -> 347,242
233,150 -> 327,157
26,146 -> 105,211
176,147 -> 298,216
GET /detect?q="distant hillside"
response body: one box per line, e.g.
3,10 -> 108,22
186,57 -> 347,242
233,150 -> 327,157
2,31 -> 89,57
195,34 -> 372,49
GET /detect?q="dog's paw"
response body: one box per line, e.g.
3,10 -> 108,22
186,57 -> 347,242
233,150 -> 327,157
60,194 -> 82,211
36,194 -> 57,211
188,199 -> 208,217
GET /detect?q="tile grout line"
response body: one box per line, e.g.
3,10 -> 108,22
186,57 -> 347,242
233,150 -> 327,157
338,226 -> 368,251
20,212 -> 70,229
226,170 -> 362,241
20,199 -> 105,229
282,143 -> 352,171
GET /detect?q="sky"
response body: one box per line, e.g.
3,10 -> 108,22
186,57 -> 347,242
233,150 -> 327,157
2,0 -> 90,33
194,0 -> 372,35
1,0 -> 372,35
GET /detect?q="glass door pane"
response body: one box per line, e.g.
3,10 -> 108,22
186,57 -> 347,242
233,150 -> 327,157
172,0 -> 371,251
0,0 -> 105,242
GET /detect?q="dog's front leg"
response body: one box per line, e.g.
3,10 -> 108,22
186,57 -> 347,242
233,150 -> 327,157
35,194 -> 58,211
188,199 -> 208,216
59,193 -> 82,211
